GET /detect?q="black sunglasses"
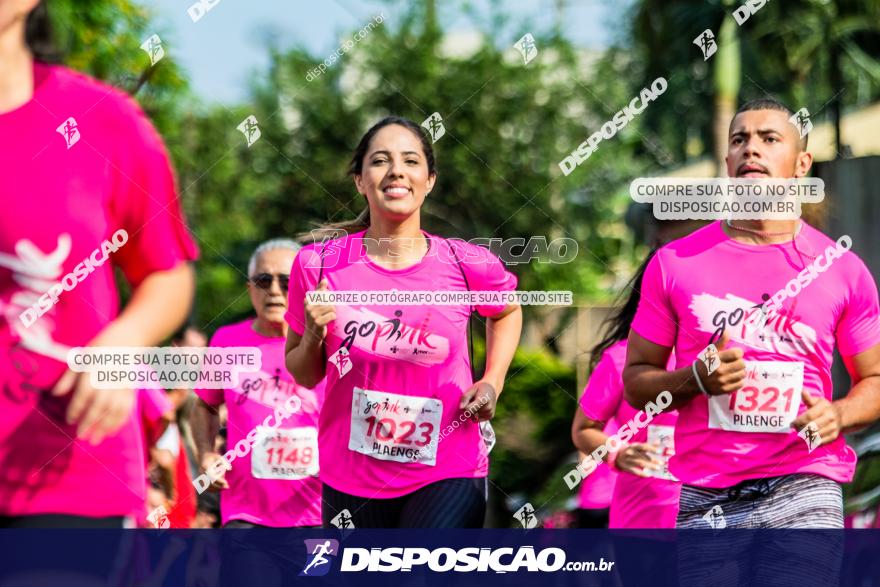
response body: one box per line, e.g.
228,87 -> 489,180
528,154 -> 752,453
250,273 -> 290,291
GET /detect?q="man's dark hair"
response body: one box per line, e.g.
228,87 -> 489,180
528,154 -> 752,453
25,3 -> 62,63
731,97 -> 809,150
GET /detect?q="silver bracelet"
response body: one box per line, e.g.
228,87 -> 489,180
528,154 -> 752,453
692,361 -> 710,396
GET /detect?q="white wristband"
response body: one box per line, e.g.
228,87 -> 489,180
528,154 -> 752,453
692,361 -> 710,396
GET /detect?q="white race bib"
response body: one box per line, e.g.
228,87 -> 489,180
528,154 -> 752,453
349,388 -> 443,466
708,361 -> 804,433
251,427 -> 319,480
644,424 -> 678,481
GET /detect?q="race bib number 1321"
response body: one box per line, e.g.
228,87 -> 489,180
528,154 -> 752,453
707,361 -> 804,433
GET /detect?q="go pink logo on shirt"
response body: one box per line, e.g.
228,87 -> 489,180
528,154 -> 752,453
1,236 -> 72,362
745,235 -> 851,333
335,305 -> 450,367
690,292 -> 818,355
236,367 -> 319,413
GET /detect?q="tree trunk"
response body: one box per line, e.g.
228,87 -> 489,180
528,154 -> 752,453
713,17 -> 741,177
830,38 -> 843,157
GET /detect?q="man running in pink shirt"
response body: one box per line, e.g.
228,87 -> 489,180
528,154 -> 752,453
623,98 -> 880,530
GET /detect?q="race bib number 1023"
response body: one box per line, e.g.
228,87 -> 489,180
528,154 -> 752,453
349,388 -> 443,466
708,361 -> 804,433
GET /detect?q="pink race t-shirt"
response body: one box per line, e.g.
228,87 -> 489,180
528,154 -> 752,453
580,340 -> 680,528
286,231 -> 517,498
632,221 -> 880,488
0,62 -> 198,517
577,417 -> 619,510
195,319 -> 324,527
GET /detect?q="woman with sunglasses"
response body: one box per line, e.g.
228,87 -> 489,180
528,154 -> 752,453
285,116 -> 523,528
192,239 -> 325,528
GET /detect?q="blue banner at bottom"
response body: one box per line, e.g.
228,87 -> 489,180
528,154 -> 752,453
0,529 -> 877,586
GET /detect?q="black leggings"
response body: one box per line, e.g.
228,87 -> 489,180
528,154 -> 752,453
322,477 -> 487,528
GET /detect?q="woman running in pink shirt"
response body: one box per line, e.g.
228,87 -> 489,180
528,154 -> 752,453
573,252 -> 681,528
285,116 -> 523,528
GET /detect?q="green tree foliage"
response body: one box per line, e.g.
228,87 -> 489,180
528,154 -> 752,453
487,344 -> 578,524
627,0 -> 880,162
45,0 -> 189,139
47,0 -> 651,329
239,3 -> 644,311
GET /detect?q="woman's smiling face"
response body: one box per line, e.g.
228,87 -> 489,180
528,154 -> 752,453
354,124 -> 436,222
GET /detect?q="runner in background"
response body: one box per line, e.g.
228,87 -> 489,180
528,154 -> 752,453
0,0 -> 198,528
138,388 -> 174,528
572,418 -> 619,528
285,116 -> 523,528
145,324 -> 207,529
192,238 -> 325,528
570,220 -> 698,531
193,428 -> 224,528
573,251 -> 681,528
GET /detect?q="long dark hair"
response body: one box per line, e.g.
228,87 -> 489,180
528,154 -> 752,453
305,116 -> 437,242
25,2 -> 61,63
588,250 -> 657,372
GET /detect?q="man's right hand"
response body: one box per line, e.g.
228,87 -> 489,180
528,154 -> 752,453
698,330 -> 746,396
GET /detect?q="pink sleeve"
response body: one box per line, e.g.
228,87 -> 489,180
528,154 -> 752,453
450,241 -> 518,317
837,262 -> 880,357
579,351 -> 623,422
194,330 -> 227,406
107,95 -> 199,286
284,246 -> 322,336
630,254 -> 677,347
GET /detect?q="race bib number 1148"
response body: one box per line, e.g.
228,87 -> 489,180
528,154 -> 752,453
251,427 -> 319,480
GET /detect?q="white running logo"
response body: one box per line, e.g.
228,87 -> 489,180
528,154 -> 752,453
303,540 -> 335,575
